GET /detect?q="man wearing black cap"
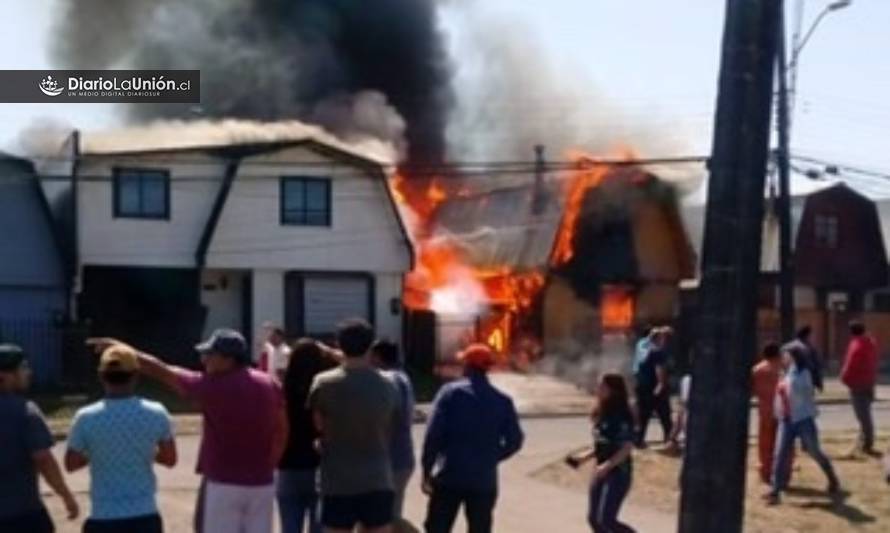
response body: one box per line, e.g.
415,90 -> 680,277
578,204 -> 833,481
88,329 -> 287,533
0,344 -> 79,532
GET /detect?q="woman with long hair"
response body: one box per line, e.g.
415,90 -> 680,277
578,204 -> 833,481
276,339 -> 338,533
566,373 -> 636,533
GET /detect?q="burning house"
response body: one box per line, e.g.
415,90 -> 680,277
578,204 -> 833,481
396,155 -> 696,371
33,0 -> 701,379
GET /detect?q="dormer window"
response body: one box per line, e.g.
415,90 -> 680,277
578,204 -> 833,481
280,177 -> 331,226
113,168 -> 170,219
814,214 -> 839,249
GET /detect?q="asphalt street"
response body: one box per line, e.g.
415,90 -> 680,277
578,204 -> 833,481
42,403 -> 888,532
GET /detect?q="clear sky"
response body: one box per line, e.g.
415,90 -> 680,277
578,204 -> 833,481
1,1 -> 887,188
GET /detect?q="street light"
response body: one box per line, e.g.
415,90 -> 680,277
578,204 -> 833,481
789,0 -> 853,112
774,0 -> 852,341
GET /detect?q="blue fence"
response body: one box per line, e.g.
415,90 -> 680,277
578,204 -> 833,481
0,318 -> 63,388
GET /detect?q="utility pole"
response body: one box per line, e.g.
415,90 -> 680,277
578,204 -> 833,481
776,1 -> 795,342
679,1 -> 780,532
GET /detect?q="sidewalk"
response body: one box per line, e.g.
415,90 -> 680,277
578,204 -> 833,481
46,373 -> 890,438
479,373 -> 890,419
45,424 -> 676,533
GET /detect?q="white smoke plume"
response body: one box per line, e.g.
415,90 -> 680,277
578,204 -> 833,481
442,2 -> 704,192
79,119 -> 398,164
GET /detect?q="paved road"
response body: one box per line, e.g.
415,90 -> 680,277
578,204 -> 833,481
44,418 -> 672,533
43,404 -> 886,533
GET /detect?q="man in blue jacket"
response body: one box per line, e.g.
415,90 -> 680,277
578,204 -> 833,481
421,344 -> 524,533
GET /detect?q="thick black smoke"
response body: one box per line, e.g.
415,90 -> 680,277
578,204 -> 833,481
52,0 -> 453,165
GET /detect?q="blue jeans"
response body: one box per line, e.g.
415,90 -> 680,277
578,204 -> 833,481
276,469 -> 322,533
588,468 -> 636,533
771,418 -> 838,494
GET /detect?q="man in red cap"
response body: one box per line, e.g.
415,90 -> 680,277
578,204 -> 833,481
421,344 -> 524,533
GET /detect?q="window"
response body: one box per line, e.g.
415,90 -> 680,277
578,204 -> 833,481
814,214 -> 839,249
281,177 -> 331,226
113,168 -> 170,219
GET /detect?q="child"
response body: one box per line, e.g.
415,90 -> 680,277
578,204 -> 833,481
566,374 -> 636,533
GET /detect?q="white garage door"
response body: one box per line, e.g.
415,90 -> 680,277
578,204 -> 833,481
303,276 -> 371,335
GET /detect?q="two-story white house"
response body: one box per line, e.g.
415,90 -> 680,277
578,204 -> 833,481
41,126 -> 413,360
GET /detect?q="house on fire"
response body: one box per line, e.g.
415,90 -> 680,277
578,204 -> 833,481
418,165 -> 696,360
36,126 -> 413,361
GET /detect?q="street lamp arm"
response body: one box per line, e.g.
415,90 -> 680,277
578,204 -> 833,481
790,8 -> 831,68
791,1 -> 852,68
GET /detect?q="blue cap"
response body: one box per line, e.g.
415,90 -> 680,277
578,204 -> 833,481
196,329 -> 249,363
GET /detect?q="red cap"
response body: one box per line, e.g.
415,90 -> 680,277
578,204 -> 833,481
457,343 -> 496,370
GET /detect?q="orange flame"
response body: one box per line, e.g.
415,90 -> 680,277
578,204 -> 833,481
551,147 -> 641,267
601,287 -> 635,330
391,145 -> 641,357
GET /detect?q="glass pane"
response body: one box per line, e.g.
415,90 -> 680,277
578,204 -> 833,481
305,180 -> 329,211
117,175 -> 141,215
283,179 -> 305,211
305,210 -> 328,226
284,209 -> 306,225
141,174 -> 168,216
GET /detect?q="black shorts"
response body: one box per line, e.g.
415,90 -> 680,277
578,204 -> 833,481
0,507 -> 54,533
83,513 -> 163,533
322,491 -> 395,529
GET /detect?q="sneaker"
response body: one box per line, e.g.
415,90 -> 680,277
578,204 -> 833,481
763,492 -> 781,506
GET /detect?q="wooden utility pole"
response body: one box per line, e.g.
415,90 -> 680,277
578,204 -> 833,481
679,1 -> 781,532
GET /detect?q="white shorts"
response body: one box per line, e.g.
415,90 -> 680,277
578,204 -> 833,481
202,480 -> 275,533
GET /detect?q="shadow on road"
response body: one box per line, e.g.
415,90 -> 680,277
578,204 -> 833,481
786,487 -> 877,525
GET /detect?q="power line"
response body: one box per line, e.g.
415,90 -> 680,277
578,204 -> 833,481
789,154 -> 890,181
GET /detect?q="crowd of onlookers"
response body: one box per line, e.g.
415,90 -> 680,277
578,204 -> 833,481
0,317 -> 887,533
0,319 -> 525,533
632,321 -> 886,507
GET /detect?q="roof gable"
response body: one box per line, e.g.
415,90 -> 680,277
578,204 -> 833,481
0,159 -> 65,287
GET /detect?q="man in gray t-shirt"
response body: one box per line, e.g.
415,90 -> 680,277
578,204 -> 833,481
309,320 -> 399,533
0,344 -> 78,532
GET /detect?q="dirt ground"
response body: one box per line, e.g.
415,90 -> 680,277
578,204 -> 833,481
532,435 -> 890,532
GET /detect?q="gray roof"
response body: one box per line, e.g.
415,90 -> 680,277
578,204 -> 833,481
433,179 -> 564,272
683,179 -> 890,275
0,155 -> 65,287
681,197 -> 806,274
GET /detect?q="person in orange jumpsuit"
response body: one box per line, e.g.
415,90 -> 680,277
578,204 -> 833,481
752,342 -> 793,484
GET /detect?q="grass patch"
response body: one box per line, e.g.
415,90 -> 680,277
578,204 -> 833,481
533,434 -> 890,532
